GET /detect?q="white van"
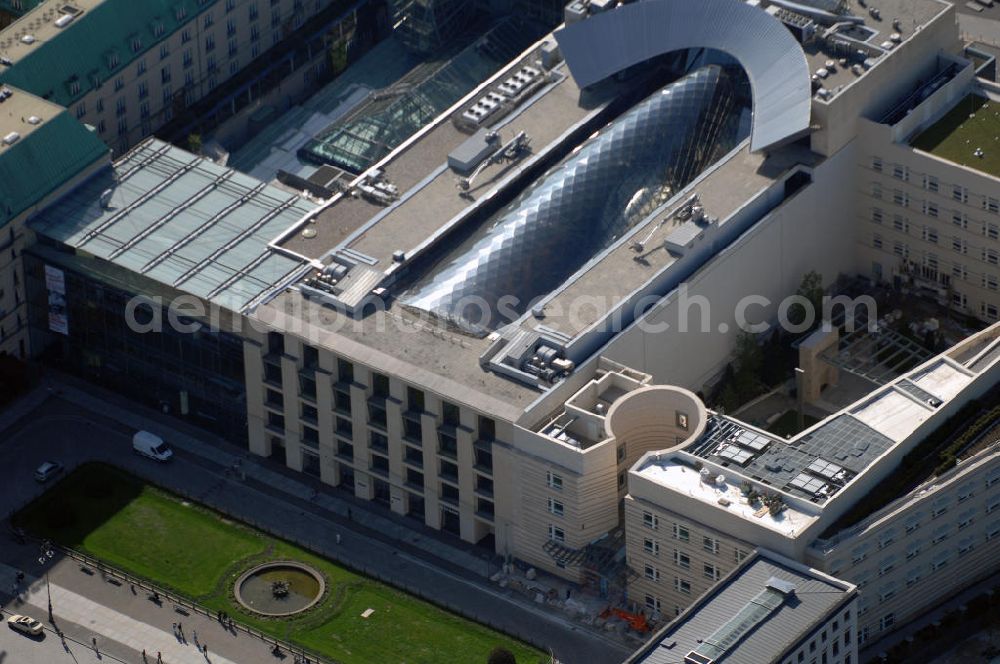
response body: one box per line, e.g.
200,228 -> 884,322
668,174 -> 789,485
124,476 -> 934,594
132,430 -> 173,462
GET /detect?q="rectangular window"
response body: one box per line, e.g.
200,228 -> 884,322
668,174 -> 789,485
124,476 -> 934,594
673,550 -> 690,569
924,201 -> 938,218
954,186 -> 968,203
548,525 -> 565,543
985,197 -> 999,214
547,497 -> 564,517
644,564 -> 660,581
643,511 -> 658,530
872,157 -> 883,172
871,207 -> 884,223
645,595 -> 661,613
893,190 -> 908,207
643,538 -> 659,556
547,471 -> 563,491
892,164 -> 908,181
703,536 -> 719,554
924,175 -> 938,192
674,578 -> 691,595
892,216 -> 908,233
703,563 -> 720,581
673,523 -> 689,541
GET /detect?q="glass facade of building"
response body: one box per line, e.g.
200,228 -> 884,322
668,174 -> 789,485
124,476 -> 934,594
24,246 -> 248,444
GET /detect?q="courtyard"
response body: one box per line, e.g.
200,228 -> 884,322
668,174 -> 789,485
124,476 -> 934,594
15,463 -> 546,664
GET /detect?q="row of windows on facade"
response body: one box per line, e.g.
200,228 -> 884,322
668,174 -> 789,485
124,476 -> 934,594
868,236 -> 999,289
871,204 -> 1000,242
263,344 -> 496,437
871,157 -> 1000,212
287,436 -> 497,519
87,3 -> 293,87
831,477 -> 1000,570
640,510 -> 750,559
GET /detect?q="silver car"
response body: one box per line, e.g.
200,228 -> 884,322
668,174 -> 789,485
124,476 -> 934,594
33,461 -> 64,483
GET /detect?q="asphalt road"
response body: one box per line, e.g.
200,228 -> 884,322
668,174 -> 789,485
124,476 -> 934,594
0,392 -> 632,664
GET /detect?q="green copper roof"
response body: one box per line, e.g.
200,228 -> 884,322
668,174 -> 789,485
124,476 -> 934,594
0,109 -> 108,226
0,0 -> 211,107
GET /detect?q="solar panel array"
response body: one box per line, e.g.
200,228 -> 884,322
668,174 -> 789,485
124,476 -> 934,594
897,380 -> 943,407
688,413 -> 893,504
789,473 -> 828,497
717,443 -> 755,466
807,458 -> 848,483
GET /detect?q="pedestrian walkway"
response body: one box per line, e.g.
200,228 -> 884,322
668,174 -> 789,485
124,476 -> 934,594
24,581 -> 235,664
0,378 -> 632,664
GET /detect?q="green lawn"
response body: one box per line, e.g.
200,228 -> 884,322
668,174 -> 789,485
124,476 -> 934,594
17,463 -> 546,664
912,94 -> 1000,178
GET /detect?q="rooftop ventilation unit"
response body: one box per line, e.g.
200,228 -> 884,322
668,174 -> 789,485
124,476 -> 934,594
26,115 -> 40,125
3,131 -> 21,146
99,188 -> 114,209
54,14 -> 76,28
20,35 -> 36,44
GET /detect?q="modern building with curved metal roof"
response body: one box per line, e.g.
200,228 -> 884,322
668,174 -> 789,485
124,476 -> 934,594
554,0 -> 812,152
401,65 -> 747,332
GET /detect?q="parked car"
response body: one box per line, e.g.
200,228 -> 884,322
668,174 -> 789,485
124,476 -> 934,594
7,614 -> 43,636
132,430 -> 173,462
33,461 -> 64,483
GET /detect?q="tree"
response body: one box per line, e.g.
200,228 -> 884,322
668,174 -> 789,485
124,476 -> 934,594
787,270 -> 824,330
187,133 -> 202,155
487,647 -> 517,664
732,331 -> 763,401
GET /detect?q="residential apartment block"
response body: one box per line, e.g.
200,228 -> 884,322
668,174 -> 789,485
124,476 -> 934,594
627,550 -> 858,664
0,86 -> 107,358
0,0 -> 338,155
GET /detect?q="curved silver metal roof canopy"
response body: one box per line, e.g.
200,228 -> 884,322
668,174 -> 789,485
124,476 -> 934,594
554,0 -> 811,152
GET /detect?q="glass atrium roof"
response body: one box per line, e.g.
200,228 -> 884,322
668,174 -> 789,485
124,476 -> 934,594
30,139 -> 314,312
298,19 -> 545,174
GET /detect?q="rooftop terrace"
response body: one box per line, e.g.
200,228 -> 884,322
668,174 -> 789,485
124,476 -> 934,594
635,324 -> 1000,538
912,93 -> 1000,178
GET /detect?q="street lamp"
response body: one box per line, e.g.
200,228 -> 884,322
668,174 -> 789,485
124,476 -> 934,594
38,540 -> 54,622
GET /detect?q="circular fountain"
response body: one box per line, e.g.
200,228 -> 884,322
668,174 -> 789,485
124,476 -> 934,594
234,562 -> 324,617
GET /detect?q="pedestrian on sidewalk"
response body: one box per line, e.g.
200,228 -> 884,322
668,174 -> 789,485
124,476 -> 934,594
141,648 -> 147,663
157,651 -> 162,664
193,628 -> 199,645
335,533 -> 341,545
